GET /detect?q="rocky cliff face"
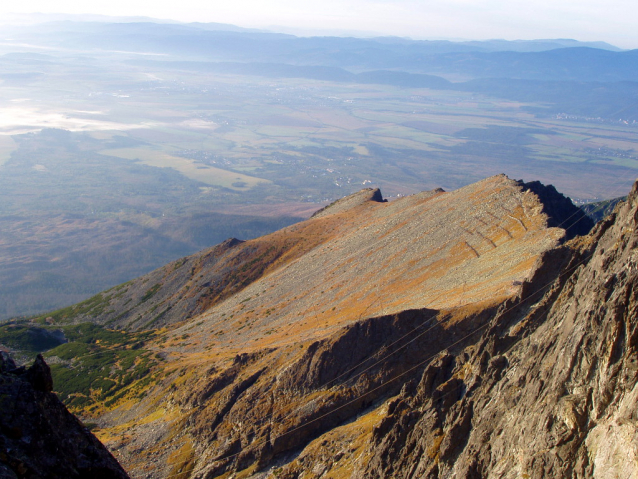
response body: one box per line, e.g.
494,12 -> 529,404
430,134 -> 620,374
0,353 -> 129,479
269,182 -> 638,478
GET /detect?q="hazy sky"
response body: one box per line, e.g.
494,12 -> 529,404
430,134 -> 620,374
1,0 -> 637,49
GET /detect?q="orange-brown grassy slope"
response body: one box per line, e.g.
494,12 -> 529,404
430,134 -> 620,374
93,174 -> 584,478
55,175 -> 561,337
167,174 -> 565,355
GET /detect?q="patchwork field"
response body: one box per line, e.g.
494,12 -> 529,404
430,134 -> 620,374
99,147 -> 270,190
1,56 -> 636,201
0,47 -> 636,318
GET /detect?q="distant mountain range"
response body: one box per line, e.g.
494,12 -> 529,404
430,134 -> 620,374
0,14 -> 623,51
4,20 -> 631,79
3,18 -> 636,121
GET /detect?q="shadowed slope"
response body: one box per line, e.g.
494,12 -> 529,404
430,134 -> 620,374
0,353 -> 129,479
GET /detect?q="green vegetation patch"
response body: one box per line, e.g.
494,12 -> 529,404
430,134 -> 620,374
141,283 -> 162,303
47,344 -> 156,410
35,292 -> 114,323
0,320 -> 161,412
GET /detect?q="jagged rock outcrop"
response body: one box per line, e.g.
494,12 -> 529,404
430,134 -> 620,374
272,182 -> 638,478
0,353 -> 129,479
310,187 -> 387,219
517,179 -> 594,239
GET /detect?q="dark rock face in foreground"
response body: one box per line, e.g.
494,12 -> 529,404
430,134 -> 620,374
518,179 -> 594,239
0,353 -> 129,479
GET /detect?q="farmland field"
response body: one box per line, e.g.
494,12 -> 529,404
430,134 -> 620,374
98,147 -> 270,190
1,54 -> 636,201
0,45 -> 636,318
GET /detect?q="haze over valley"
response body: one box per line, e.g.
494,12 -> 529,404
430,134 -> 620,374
0,18 -> 636,319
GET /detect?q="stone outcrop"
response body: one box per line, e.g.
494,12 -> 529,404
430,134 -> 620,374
518,179 -> 594,239
0,353 -> 129,479
272,182 -> 638,478
310,187 -> 387,218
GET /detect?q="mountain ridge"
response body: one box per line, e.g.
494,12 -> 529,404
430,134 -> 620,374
41,175 -> 589,333
6,174 -> 637,478
33,174 -> 594,477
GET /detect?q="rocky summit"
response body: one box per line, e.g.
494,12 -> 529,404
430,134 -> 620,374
7,173 -> 638,478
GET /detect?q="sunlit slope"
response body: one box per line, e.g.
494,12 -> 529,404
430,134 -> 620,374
163,174 -> 567,354
43,188 -> 383,330
50,175 -> 565,341
78,174 -> 590,478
